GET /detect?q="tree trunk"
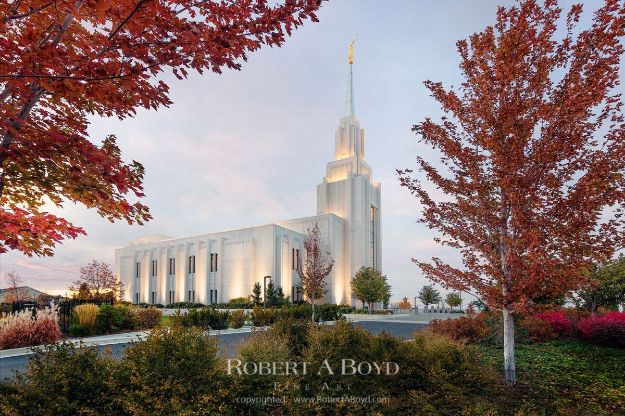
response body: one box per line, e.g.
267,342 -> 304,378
503,306 -> 516,385
368,302 -> 372,314
312,301 -> 316,322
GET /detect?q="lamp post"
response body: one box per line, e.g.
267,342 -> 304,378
263,275 -> 272,307
414,296 -> 417,315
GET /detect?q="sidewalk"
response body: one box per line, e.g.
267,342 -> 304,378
0,325 -> 256,359
346,311 -> 462,324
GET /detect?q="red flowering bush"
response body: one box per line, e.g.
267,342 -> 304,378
0,306 -> 62,350
577,312 -> 625,348
534,311 -> 572,336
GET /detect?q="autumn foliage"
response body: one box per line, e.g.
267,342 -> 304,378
0,0 -> 322,256
0,306 -> 61,349
577,311 -> 625,348
398,0 -> 625,383
429,314 -> 490,344
398,0 -> 625,313
534,310 -> 572,336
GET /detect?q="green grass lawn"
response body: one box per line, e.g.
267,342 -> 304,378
478,340 -> 625,415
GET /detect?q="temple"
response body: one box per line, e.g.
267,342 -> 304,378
115,43 -> 381,306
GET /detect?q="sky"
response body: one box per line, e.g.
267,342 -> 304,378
0,0 -> 599,301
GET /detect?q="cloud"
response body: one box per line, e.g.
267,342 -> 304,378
2,0 -> 564,300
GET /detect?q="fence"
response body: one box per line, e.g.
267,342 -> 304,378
1,298 -> 113,333
57,299 -> 113,333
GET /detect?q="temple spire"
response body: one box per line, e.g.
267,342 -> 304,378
344,38 -> 356,117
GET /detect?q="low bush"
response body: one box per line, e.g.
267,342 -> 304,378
73,303 -> 99,335
135,307 -> 162,329
429,314 -> 490,343
270,316 -> 312,358
165,302 -> 205,309
250,304 -> 316,326
0,306 -> 61,350
250,305 -> 277,327
577,312 -> 625,348
519,315 -> 557,343
231,329 -> 293,415
294,320 -> 503,415
116,326 -> 224,415
6,342 -> 118,415
534,310 -> 572,336
95,304 -> 138,334
228,309 -> 246,328
314,303 -> 340,321
337,304 -> 356,314
172,307 -> 230,330
225,297 -> 253,309
288,303 -> 312,320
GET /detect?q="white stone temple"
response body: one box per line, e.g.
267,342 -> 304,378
115,46 -> 381,306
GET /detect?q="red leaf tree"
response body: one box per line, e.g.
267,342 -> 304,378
70,259 -> 122,301
0,0 -> 322,256
297,221 -> 334,321
398,0 -> 625,384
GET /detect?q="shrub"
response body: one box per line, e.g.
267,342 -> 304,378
227,297 -> 252,308
172,307 -> 229,330
337,304 -> 356,314
294,320 -> 502,415
577,312 -> 625,348
0,306 -> 61,350
135,307 -> 162,329
250,306 -> 277,327
116,326 -> 224,415
315,303 -> 340,321
73,303 -> 99,335
95,304 -> 138,334
519,316 -> 557,342
6,342 -> 117,415
231,329 -> 292,414
165,302 -> 204,309
270,316 -> 312,358
429,314 -> 489,343
534,310 -> 572,336
228,309 -> 246,328
288,303 -> 312,320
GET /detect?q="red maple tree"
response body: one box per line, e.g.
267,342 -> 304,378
0,0 -> 322,256
398,0 -> 625,384
297,221 -> 334,321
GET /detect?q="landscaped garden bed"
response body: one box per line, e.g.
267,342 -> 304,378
1,315 -> 623,415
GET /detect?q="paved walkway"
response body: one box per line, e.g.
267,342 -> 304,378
346,311 -> 462,324
0,326 -> 256,359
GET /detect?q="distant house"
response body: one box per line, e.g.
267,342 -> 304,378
0,286 -> 48,303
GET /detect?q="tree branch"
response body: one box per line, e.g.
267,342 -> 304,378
108,0 -> 151,41
3,2 -> 54,23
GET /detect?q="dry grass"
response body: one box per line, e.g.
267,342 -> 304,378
74,303 -> 99,334
0,306 -> 61,350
